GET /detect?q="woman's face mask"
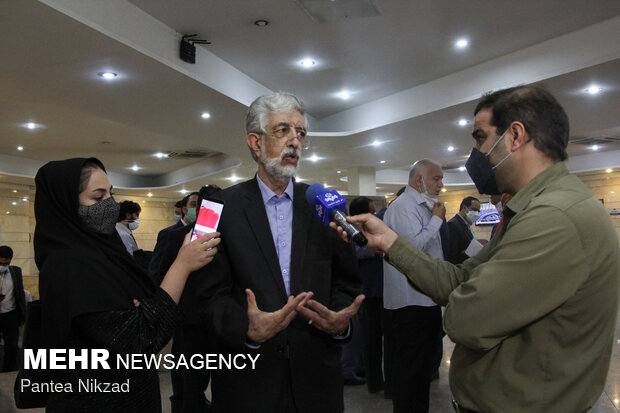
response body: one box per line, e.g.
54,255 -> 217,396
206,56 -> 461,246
78,196 -> 120,234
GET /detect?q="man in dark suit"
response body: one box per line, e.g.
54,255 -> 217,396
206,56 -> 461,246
447,196 -> 484,264
149,192 -> 199,284
0,245 -> 27,372
203,92 -> 363,413
157,184 -> 221,413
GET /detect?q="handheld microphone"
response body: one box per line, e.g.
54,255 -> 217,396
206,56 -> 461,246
305,183 -> 368,247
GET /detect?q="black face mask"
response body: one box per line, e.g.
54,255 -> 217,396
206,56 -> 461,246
465,148 -> 501,195
465,128 -> 512,195
77,196 -> 120,234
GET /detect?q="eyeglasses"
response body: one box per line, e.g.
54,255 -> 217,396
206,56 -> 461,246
268,124 -> 307,142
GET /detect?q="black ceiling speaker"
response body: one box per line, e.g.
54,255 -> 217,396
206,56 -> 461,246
180,34 -> 211,64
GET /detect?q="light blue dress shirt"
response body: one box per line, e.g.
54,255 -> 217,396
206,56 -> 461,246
256,174 -> 294,296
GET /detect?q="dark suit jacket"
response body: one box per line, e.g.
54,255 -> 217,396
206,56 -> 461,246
7,265 -> 27,324
148,220 -> 185,284
203,178 -> 360,413
447,214 -> 474,264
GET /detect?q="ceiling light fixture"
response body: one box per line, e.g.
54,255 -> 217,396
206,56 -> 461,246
201,112 -> 211,119
337,170 -> 342,174
441,188 -> 447,192
379,160 -> 386,164
254,19 -> 269,27
458,166 -> 466,171
147,193 -> 153,198
130,165 -> 141,171
97,71 -> 118,80
12,190 -> 17,193
337,91 -> 351,100
309,154 -> 320,162
17,146 -> 24,151
371,140 -> 381,147
300,58 -> 316,68
153,152 -> 168,159
591,145 -> 599,151
12,202 -> 17,206
22,197 -> 28,202
228,176 -> 243,182
179,189 -> 189,194
447,146 -> 455,152
606,168 -> 613,173
584,85 -> 602,95
26,122 -> 38,130
455,38 -> 469,48
457,119 -> 469,126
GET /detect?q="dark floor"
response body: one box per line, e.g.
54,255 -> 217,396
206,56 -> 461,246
2,327 -> 620,412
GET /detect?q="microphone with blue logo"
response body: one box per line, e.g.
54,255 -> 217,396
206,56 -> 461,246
305,183 -> 368,247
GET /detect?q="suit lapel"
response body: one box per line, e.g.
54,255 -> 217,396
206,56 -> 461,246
289,183 -> 312,295
242,179 -> 288,300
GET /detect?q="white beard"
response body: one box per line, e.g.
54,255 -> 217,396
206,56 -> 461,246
260,147 -> 300,185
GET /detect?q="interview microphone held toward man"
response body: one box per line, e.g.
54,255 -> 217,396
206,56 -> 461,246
305,183 -> 368,246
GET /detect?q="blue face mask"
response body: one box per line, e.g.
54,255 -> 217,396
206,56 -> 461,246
465,128 -> 512,195
185,207 -> 197,225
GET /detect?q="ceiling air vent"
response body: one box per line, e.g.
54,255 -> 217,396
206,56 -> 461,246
166,150 -> 216,159
295,0 -> 380,23
569,136 -> 620,146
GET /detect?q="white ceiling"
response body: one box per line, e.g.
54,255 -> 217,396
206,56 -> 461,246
1,0 -> 620,201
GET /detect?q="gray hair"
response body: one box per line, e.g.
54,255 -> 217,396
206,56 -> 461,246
409,159 -> 441,181
246,92 -> 308,161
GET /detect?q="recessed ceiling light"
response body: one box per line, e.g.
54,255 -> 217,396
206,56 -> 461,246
584,86 -> 602,95
17,146 -> 23,151
447,146 -> 455,152
228,176 -> 243,182
606,168 -> 613,173
300,58 -> 316,67
441,188 -> 447,192
309,154 -> 320,162
153,152 -> 168,159
591,145 -> 599,151
98,71 -> 118,80
12,190 -> 17,193
201,112 -> 211,119
26,122 -> 38,130
22,197 -> 28,202
147,192 -> 153,197
371,140 -> 381,147
130,165 -> 141,171
458,119 -> 469,126
11,202 -> 17,206
337,170 -> 342,174
337,91 -> 351,100
5,211 -> 9,215
458,166 -> 466,171
379,160 -> 386,164
179,189 -> 189,194
254,19 -> 269,27
455,38 -> 469,48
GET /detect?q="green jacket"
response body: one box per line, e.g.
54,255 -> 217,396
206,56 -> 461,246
386,162 -> 619,413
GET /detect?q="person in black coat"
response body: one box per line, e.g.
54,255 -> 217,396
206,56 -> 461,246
447,196 -> 483,264
0,245 -> 27,372
202,92 -> 363,413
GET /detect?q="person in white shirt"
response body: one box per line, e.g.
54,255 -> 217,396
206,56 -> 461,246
383,159 -> 445,413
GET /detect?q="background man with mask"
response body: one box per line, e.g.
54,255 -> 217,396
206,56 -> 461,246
149,191 -> 199,283
446,196 -> 487,264
382,159 -> 445,413
330,86 -> 620,413
115,200 -> 142,256
0,245 -> 27,372
203,92 -> 363,413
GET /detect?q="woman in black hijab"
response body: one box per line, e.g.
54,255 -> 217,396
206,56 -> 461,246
33,158 -> 220,412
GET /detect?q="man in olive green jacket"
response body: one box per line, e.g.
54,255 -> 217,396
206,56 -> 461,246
331,86 -> 620,413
